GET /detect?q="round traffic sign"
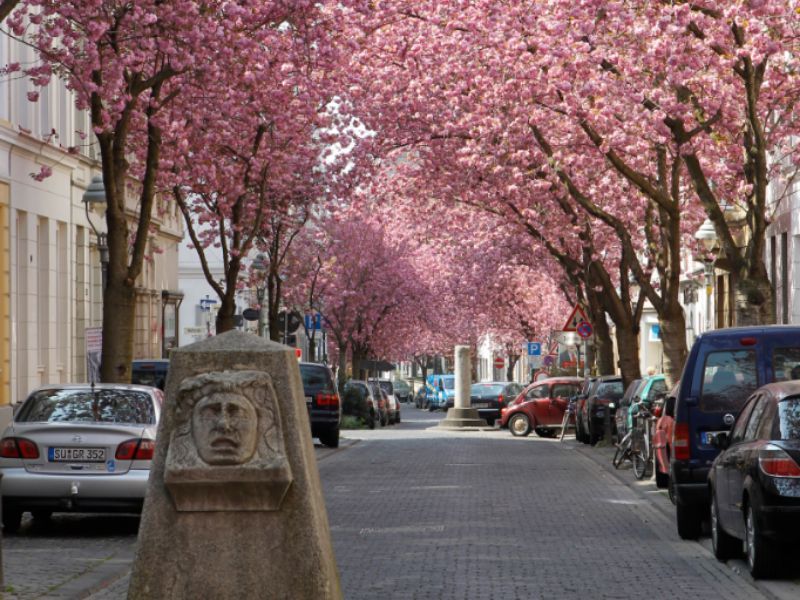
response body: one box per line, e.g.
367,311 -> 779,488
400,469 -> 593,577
494,357 -> 505,369
576,321 -> 593,339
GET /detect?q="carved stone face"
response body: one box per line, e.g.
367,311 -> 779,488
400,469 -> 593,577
191,392 -> 258,465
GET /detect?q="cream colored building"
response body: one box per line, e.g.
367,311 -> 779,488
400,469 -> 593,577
0,32 -> 182,418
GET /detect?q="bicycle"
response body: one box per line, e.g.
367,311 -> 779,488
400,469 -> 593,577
612,399 -> 641,468
631,404 -> 655,480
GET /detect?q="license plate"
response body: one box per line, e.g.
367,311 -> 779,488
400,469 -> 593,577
48,447 -> 106,462
472,402 -> 490,409
701,431 -> 726,445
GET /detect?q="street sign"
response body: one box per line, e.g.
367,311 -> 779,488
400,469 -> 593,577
493,357 -> 505,370
576,321 -> 593,339
562,303 -> 590,332
304,313 -> 323,331
527,342 -> 542,356
277,310 -> 302,334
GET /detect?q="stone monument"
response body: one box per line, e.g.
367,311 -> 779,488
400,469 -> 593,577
437,345 -> 489,430
128,331 -> 341,599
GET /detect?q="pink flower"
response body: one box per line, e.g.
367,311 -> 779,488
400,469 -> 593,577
26,91 -> 39,102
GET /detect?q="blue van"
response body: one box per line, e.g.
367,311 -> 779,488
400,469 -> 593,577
670,326 -> 800,539
426,374 -> 455,411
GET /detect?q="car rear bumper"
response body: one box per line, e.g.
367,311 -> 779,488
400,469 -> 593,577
672,463 -> 710,506
476,408 -> 500,420
759,503 -> 800,541
1,467 -> 149,511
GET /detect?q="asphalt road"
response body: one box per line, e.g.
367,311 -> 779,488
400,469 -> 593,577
3,405 -> 799,599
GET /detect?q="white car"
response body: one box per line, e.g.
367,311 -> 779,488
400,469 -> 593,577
370,379 -> 400,424
0,383 -> 163,532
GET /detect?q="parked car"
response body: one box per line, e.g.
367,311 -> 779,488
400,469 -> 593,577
344,380 -> 385,428
299,362 -> 341,448
653,385 -> 679,492
670,325 -> 800,540
393,379 -> 413,403
574,377 -> 598,444
470,381 -> 525,426
131,358 -> 169,390
584,375 -> 624,445
617,374 -> 667,444
500,377 -> 583,437
615,378 -> 644,442
708,380 -> 800,578
341,381 -> 376,429
0,383 -> 163,532
369,382 -> 391,426
370,379 -> 400,423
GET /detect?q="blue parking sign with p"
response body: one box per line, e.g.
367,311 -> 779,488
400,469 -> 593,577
527,342 -> 541,356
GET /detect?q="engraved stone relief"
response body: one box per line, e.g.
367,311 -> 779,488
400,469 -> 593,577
164,370 -> 293,511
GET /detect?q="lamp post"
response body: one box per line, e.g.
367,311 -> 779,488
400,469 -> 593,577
82,175 -> 109,289
250,253 -> 268,338
694,218 -> 719,332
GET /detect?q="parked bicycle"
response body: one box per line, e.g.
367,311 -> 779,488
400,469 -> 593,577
612,401 -> 637,469
631,403 -> 655,480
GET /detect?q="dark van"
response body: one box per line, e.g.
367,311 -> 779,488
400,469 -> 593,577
670,325 -> 800,539
131,359 -> 169,390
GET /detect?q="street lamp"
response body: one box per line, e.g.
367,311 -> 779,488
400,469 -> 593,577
694,218 -> 719,331
250,253 -> 268,338
82,175 -> 109,289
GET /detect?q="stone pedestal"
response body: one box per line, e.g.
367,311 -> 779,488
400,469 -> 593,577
438,345 -> 488,430
128,331 -> 341,599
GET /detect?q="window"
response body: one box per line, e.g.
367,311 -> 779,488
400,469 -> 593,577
552,384 -> 577,399
595,381 -> 624,400
17,389 -> 156,424
699,350 -> 757,412
647,379 -> 668,402
777,398 -> 800,440
730,395 -> 757,444
773,347 -> 800,382
744,397 -> 769,441
527,385 -> 549,400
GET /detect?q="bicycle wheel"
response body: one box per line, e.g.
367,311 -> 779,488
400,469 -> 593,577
632,448 -> 652,480
612,445 -> 626,469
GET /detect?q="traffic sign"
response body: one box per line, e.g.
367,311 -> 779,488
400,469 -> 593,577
576,321 -> 593,339
562,304 -> 590,332
242,308 -> 260,321
493,357 -> 505,370
527,342 -> 542,356
304,313 -> 323,331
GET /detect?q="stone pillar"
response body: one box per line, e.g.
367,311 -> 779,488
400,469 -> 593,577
128,330 -> 341,599
437,345 -> 488,430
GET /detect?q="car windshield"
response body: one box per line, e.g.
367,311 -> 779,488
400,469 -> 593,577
377,381 -> 394,394
471,384 -> 504,395
700,350 -> 758,413
443,379 -> 455,390
778,397 -> 800,439
393,380 -> 410,393
16,389 -> 156,424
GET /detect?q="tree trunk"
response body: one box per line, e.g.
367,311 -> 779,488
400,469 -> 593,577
659,302 -> 688,387
734,270 -> 775,326
215,294 -> 238,334
506,354 -> 518,382
615,326 -> 642,390
588,300 -> 614,376
99,274 -> 137,383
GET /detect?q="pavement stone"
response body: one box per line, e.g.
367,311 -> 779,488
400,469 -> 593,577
2,405 -> 798,599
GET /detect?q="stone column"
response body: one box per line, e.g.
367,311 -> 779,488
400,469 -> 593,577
438,345 -> 488,430
128,330 -> 341,599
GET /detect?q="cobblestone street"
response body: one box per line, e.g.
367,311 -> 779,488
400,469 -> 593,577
3,406 -> 799,599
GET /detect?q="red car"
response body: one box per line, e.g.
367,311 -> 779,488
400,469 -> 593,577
653,385 -> 678,495
500,377 -> 583,437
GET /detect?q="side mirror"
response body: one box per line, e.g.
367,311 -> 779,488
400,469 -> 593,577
713,432 -> 730,450
664,396 -> 676,418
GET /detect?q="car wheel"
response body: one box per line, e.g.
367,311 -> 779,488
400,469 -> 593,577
2,505 -> 22,534
668,475 -> 677,505
368,409 -> 376,430
745,502 -> 776,578
655,469 -> 669,489
509,414 -> 531,437
711,493 -> 741,561
319,428 -> 340,448
589,424 -> 601,446
485,418 -> 495,427
676,501 -> 703,540
534,428 -> 556,438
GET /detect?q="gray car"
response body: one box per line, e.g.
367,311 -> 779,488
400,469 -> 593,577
0,383 -> 162,532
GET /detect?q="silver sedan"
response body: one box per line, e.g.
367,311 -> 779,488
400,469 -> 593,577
0,383 -> 162,532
